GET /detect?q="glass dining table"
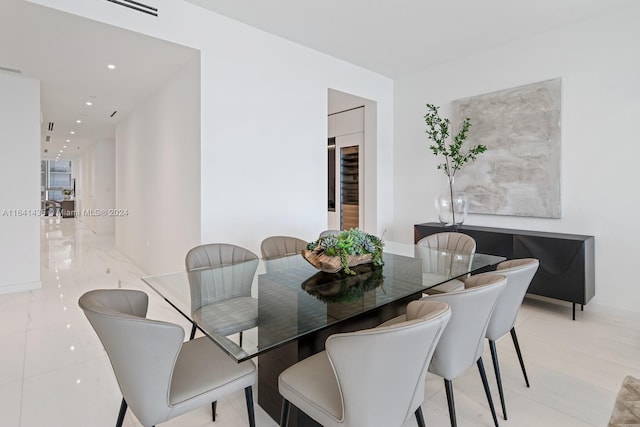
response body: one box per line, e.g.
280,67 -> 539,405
142,241 -> 505,426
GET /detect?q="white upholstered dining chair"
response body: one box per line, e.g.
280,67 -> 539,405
260,235 -> 308,272
78,289 -> 257,427
260,235 -> 308,259
416,232 -> 476,294
478,258 -> 539,420
427,274 -> 506,427
278,299 -> 452,427
185,243 -> 259,343
319,229 -> 341,238
383,274 -> 506,427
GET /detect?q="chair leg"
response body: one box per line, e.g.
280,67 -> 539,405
116,398 -> 127,427
444,379 -> 457,427
211,401 -> 216,421
510,327 -> 530,387
415,406 -> 426,427
189,323 -> 197,340
244,387 -> 256,427
489,340 -> 507,420
280,399 -> 291,427
239,331 -> 243,347
477,358 -> 499,427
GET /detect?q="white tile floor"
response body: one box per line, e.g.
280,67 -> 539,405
1,218 -> 639,427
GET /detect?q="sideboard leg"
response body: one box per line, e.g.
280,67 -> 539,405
572,303 -> 576,321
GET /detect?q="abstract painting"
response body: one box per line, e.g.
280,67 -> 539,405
452,78 -> 562,218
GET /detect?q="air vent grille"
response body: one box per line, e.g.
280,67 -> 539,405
45,136 -> 51,142
110,111 -> 118,118
48,122 -> 54,131
106,0 -> 158,16
0,66 -> 21,74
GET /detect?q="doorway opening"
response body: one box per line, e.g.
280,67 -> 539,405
327,106 -> 364,230
328,89 -> 377,233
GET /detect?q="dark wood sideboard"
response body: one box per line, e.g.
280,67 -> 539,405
414,223 -> 595,320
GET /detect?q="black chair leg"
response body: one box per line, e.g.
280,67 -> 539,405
444,379 -> 457,427
477,358 -> 499,427
239,331 -> 243,347
116,398 -> 127,427
244,387 -> 256,427
510,327 -> 530,387
211,401 -> 217,421
189,323 -> 197,340
489,340 -> 507,420
280,399 -> 291,427
415,406 -> 426,427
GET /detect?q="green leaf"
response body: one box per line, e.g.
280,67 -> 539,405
424,103 -> 486,177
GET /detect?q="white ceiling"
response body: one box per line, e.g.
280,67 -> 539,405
186,0 -> 635,78
0,0 -> 197,159
1,0 -> 635,161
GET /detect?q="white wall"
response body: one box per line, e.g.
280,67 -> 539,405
0,73 -> 41,293
115,55 -> 201,274
393,4 -> 640,313
77,139 -> 115,235
28,0 -> 395,260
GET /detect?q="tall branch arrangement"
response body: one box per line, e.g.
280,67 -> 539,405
424,103 -> 487,225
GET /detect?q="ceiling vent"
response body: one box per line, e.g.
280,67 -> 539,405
45,135 -> 51,142
48,122 -> 54,131
106,0 -> 158,16
0,66 -> 21,74
110,110 -> 118,118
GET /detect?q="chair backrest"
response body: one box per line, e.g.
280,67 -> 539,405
78,289 -> 184,427
261,236 -> 309,273
416,232 -> 477,280
319,229 -> 341,238
186,243 -> 258,270
417,232 -> 476,254
185,243 -> 259,311
260,236 -> 308,259
424,274 -> 506,380
484,258 -> 539,340
325,300 -> 451,426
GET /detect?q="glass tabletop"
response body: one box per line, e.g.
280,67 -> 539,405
142,241 -> 504,362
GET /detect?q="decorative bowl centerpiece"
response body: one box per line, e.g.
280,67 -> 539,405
302,228 -> 384,275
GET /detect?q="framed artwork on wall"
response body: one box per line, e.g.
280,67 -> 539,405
452,78 -> 562,218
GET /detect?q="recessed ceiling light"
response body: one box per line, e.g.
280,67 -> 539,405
70,131 -> 75,135
59,150 -> 63,153
63,145 -> 67,148
66,139 -> 70,142
86,101 -> 92,106
76,120 -> 82,124
108,64 -> 116,70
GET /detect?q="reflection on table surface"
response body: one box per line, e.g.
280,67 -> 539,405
142,241 -> 504,362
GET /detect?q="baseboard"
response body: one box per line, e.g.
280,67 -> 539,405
524,293 -> 640,320
524,293 -> 572,308
0,280 -> 41,295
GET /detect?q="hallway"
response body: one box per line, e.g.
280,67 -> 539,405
0,218 -> 271,427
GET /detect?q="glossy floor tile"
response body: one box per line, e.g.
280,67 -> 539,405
0,218 -> 638,426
